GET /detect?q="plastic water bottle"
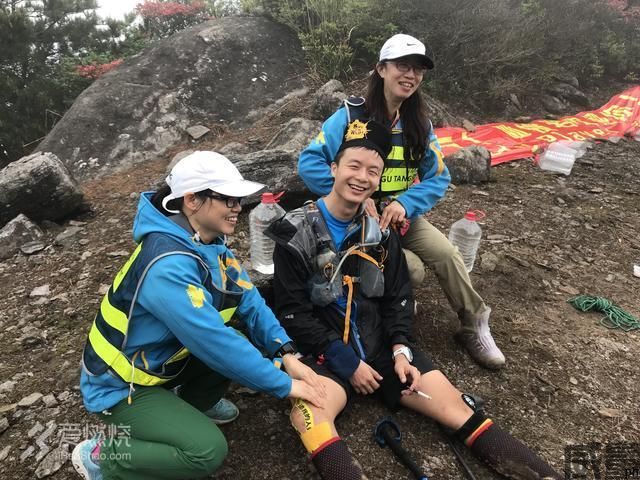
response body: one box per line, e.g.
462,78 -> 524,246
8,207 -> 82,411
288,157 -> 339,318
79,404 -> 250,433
448,210 -> 485,273
249,192 -> 285,274
538,141 -> 583,175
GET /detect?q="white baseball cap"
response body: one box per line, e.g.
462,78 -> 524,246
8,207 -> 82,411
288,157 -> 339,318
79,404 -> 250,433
379,34 -> 434,70
162,151 -> 265,212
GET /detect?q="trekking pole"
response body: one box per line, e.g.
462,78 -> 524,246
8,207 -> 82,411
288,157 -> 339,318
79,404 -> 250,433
438,424 -> 478,480
374,417 -> 429,480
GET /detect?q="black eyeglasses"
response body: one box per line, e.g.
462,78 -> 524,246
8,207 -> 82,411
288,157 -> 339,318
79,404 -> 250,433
203,193 -> 241,208
389,61 -> 427,75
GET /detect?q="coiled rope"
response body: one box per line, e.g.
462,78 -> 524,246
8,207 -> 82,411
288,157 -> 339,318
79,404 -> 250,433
568,295 -> 640,332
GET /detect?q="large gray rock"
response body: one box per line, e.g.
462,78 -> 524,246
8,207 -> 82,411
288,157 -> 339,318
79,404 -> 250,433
0,152 -> 85,227
540,94 -> 567,114
444,146 -> 492,185
226,149 -> 307,203
0,214 -> 45,260
547,82 -> 590,108
311,79 -> 346,120
36,17 -> 304,182
264,118 -> 320,152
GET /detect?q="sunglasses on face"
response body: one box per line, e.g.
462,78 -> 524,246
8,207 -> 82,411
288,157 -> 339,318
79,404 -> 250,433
203,192 -> 242,208
389,61 -> 427,75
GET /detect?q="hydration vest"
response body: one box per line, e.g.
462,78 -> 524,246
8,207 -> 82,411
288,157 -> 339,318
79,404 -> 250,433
269,202 -> 386,346
82,233 -> 247,388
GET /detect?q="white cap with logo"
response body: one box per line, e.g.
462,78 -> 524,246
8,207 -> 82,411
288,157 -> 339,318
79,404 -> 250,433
379,33 -> 434,70
162,151 -> 265,213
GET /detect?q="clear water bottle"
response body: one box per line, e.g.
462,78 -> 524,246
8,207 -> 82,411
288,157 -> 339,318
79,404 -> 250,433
249,192 -> 285,274
448,210 -> 485,273
538,141 -> 580,175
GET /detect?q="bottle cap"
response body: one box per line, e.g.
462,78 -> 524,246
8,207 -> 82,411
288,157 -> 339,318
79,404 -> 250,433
261,192 -> 284,204
464,210 -> 486,221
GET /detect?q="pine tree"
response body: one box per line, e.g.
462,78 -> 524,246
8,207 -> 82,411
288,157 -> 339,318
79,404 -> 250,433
0,0 -> 118,166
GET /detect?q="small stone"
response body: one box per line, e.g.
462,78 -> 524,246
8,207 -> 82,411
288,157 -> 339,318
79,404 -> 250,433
0,403 -> 17,414
28,421 -> 44,438
54,226 -> 83,243
18,392 -> 43,408
29,285 -> 51,297
0,380 -> 16,394
0,416 -> 9,433
569,377 -> 578,385
472,190 -> 490,196
186,125 -> 211,140
42,394 -> 58,408
57,391 -> 71,402
559,285 -> 580,295
598,408 -> 622,418
69,220 -> 87,226
0,445 -> 11,461
20,445 -> 35,461
107,250 -> 129,257
20,241 -> 46,255
21,335 -> 44,348
97,284 -> 110,295
35,446 -> 68,478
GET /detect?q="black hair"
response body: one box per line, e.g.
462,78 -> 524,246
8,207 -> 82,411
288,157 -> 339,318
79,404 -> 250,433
150,185 -> 212,216
364,66 -> 430,164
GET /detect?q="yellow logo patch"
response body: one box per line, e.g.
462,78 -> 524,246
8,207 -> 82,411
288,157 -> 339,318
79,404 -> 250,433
344,119 -> 370,141
186,284 -> 205,308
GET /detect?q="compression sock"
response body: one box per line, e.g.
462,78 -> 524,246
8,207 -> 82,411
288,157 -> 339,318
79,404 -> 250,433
311,438 -> 367,480
456,411 -> 562,480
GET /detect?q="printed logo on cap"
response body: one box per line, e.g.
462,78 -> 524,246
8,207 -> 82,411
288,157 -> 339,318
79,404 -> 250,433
345,120 -> 370,142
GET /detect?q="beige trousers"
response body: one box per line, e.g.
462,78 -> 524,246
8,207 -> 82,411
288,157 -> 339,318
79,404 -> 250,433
400,215 -> 488,322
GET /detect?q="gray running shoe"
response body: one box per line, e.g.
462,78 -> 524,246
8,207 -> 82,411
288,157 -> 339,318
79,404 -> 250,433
204,398 -> 240,425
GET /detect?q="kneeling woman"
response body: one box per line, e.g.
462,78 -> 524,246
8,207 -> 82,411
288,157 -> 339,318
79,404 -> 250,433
73,151 -> 325,480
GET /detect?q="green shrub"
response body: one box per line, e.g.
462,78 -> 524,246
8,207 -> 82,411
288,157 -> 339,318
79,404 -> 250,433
252,0 -> 640,110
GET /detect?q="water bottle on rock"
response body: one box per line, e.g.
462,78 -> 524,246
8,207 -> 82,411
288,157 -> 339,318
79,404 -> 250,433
448,210 -> 485,273
249,192 -> 285,274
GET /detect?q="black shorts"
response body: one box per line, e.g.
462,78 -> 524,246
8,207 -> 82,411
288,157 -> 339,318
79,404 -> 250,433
303,349 -> 435,411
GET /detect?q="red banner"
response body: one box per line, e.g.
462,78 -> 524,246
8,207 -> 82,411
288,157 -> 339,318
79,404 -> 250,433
434,85 -> 640,165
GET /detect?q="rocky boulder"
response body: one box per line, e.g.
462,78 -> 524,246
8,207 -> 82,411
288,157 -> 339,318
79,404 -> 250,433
311,79 -> 346,120
444,146 -> 492,184
227,149 -> 307,204
0,152 -> 85,227
0,215 -> 45,260
35,16 -> 304,182
264,117 -> 320,152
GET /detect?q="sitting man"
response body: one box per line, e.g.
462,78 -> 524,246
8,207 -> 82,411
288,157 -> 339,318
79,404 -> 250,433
267,119 -> 561,480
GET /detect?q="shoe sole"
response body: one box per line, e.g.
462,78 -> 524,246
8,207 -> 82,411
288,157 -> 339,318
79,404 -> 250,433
71,444 -> 91,479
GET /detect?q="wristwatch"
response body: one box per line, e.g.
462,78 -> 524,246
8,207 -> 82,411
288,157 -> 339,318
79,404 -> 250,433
275,341 -> 298,358
392,345 -> 413,363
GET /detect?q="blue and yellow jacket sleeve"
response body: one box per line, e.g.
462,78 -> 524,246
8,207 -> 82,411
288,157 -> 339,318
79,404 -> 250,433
298,107 -> 349,196
394,129 -> 451,219
232,259 -> 294,357
137,255 -> 292,399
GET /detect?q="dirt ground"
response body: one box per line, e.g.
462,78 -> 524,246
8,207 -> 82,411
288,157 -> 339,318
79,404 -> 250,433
0,118 -> 639,478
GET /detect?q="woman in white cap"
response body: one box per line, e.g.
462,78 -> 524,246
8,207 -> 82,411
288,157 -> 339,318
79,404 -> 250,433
298,33 -> 505,370
72,151 -> 326,480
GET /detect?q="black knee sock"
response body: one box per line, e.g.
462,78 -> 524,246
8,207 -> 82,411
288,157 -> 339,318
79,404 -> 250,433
456,412 -> 562,480
311,438 -> 366,480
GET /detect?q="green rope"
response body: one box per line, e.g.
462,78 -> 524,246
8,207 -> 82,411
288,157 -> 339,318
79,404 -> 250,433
568,295 -> 640,332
